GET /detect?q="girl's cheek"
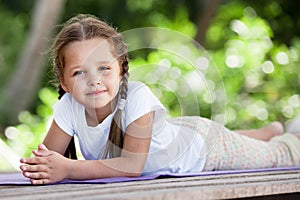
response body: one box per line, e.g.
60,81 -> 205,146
104,80 -> 116,94
72,79 -> 85,90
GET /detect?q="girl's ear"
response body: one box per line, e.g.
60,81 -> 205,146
60,79 -> 70,93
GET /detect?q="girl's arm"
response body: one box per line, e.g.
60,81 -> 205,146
67,111 -> 153,179
43,120 -> 73,155
20,112 -> 153,184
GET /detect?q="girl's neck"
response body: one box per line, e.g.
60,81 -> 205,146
85,98 -> 118,126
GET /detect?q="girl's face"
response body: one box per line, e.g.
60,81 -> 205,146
61,38 -> 122,110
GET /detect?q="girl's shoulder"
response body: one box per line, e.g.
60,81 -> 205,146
123,81 -> 166,129
126,81 -> 164,109
128,81 -> 147,89
127,81 -> 152,95
53,92 -> 82,111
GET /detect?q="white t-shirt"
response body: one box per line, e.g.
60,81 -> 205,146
53,81 -> 206,175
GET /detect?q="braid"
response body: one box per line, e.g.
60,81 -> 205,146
120,59 -> 129,100
103,58 -> 129,158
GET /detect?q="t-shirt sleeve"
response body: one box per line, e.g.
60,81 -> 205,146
52,93 -> 75,137
124,82 -> 166,130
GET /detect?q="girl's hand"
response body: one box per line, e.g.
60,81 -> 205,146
20,144 -> 71,185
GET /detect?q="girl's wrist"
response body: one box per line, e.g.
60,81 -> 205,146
64,158 -> 76,179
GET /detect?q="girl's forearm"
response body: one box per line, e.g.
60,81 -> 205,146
66,156 -> 146,180
20,148 -> 146,184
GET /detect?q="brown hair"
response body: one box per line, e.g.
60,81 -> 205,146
51,14 -> 129,159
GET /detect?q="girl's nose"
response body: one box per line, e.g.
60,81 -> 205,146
88,74 -> 102,87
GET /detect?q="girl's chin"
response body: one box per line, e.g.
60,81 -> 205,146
85,104 -> 108,109
83,101 -> 113,110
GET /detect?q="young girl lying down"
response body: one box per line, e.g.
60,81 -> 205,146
20,14 -> 300,185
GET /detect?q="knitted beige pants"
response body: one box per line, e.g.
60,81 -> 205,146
168,116 -> 300,171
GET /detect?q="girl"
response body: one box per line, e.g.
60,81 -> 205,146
20,14 -> 300,185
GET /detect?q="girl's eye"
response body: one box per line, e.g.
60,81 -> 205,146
72,70 -> 85,77
99,66 -> 110,73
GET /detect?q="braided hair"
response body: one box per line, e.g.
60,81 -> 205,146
102,59 -> 129,158
51,14 -> 129,159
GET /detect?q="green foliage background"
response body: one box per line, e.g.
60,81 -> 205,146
1,0 -> 300,170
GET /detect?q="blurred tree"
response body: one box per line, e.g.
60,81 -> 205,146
0,0 -> 66,131
239,0 -> 300,46
194,0 -> 221,45
204,1 -> 300,129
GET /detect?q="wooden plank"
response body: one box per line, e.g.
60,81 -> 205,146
1,170 -> 300,199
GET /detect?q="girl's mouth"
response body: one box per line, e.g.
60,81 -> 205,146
86,90 -> 106,96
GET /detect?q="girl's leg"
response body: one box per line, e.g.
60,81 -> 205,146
293,133 -> 300,140
234,121 -> 284,141
168,116 -> 300,171
202,122 -> 300,171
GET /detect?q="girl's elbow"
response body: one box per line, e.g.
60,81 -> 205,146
127,171 -> 142,177
126,165 -> 144,177
127,165 -> 145,177
122,155 -> 146,177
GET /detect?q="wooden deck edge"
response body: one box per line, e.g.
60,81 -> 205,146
1,169 -> 300,199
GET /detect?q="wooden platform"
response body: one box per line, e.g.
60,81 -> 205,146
1,169 -> 300,200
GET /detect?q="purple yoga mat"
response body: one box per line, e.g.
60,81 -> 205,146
1,167 -> 300,185
0,172 -> 160,185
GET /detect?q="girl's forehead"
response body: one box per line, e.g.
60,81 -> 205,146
63,38 -> 117,65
